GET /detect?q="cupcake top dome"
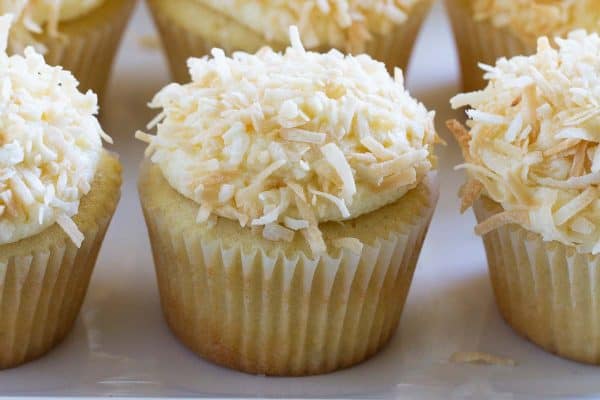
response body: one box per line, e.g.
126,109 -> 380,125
189,0 -> 427,52
0,14 -> 109,246
1,0 -> 105,52
137,27 -> 438,254
472,0 -> 600,42
450,30 -> 600,254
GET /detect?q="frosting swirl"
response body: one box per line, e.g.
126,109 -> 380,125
138,27 -> 438,254
0,14 -> 109,246
450,30 -> 600,254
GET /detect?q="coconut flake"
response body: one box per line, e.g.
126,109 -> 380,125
333,237 -> 363,255
320,142 -> 356,203
450,351 -> 516,367
263,222 -> 294,242
0,17 -> 106,247
310,189 -> 350,219
450,30 -> 600,252
56,214 -> 84,248
554,187 -> 597,226
281,128 -> 326,144
138,27 -> 437,255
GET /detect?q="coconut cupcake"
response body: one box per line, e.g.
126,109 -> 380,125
2,0 -> 137,97
137,27 -> 439,376
146,0 -> 434,82
449,30 -> 600,364
446,0 -> 600,91
0,15 -> 121,369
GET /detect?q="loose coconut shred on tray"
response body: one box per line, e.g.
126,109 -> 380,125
449,30 -> 600,254
450,351 -> 517,367
137,26 -> 438,256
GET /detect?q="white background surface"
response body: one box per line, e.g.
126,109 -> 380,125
1,1 -> 599,398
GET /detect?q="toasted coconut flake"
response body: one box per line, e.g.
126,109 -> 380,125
570,142 -> 588,177
543,139 -> 580,158
556,127 -> 594,141
466,110 -> 506,125
450,91 -> 486,109
310,189 -> 350,219
475,210 -> 530,236
591,147 -> 600,173
378,168 -> 416,190
321,142 -> 356,203
137,27 -> 437,256
333,237 -> 363,255
451,30 -> 600,252
295,192 -> 326,254
0,17 -> 107,246
281,128 -> 326,144
555,187 -> 597,226
368,149 -> 428,179
196,204 -> 213,223
263,222 -> 294,242
536,171 -> 600,189
459,179 -> 484,213
571,217 -> 595,235
251,189 -> 290,226
446,119 -> 471,161
56,214 -> 84,248
450,351 -> 516,367
360,136 -> 395,160
283,216 -> 309,231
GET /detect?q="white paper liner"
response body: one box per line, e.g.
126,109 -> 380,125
445,0 -> 534,91
0,154 -> 121,369
141,173 -> 438,376
39,0 -> 136,98
147,0 -> 434,83
474,196 -> 600,364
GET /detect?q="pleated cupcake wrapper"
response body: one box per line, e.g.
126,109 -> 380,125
41,0 -> 136,98
362,0 -> 434,74
445,0 -> 534,92
148,0 -> 433,83
0,191 -> 120,369
475,197 -> 600,364
142,181 -> 438,376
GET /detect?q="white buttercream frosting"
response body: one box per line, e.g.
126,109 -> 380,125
451,30 -> 600,254
0,14 -> 109,246
138,27 -> 438,255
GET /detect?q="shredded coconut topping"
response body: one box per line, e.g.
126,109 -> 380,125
0,0 -> 104,53
0,14 -> 107,246
450,30 -> 600,254
472,0 -> 600,42
194,0 -> 425,52
138,27 -> 437,255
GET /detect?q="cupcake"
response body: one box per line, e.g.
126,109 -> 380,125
146,0 -> 434,82
449,30 -> 600,364
137,27 -> 440,376
446,0 -> 600,91
2,0 -> 137,97
0,15 -> 121,369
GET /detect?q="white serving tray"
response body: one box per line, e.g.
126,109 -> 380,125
1,2 -> 600,399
